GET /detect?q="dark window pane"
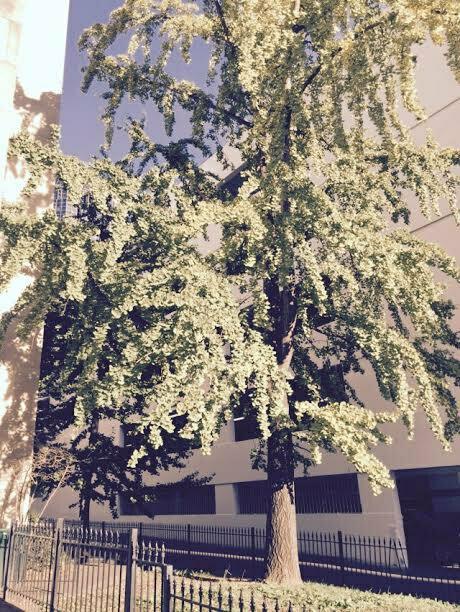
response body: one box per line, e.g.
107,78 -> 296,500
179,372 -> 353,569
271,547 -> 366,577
120,484 -> 216,516
233,392 -> 260,442
319,364 -> 347,402
237,481 -> 268,514
234,416 -> 260,442
120,496 -> 142,516
295,473 -> 362,514
237,474 -> 362,514
218,172 -> 245,199
53,177 -> 68,219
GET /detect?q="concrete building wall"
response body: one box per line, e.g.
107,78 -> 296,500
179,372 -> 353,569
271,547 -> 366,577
0,0 -> 69,527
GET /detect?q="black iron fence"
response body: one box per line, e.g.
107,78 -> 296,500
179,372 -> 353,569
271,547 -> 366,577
65,520 -> 409,567
0,522 -> 295,611
2,521 -> 170,611
1,520 -> 459,609
62,520 -> 460,603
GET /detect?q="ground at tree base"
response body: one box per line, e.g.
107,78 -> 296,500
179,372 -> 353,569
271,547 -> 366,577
182,574 -> 458,611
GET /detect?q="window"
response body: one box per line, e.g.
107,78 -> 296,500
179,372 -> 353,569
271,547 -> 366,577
234,413 -> 260,442
319,364 -> 347,403
218,171 -> 245,200
54,177 -> 69,219
395,466 -> 460,565
233,392 -> 260,442
237,474 -> 362,515
122,418 -> 201,453
295,474 -> 362,514
396,466 -> 460,515
237,481 -> 267,514
53,177 -> 81,219
120,496 -> 142,516
120,484 -> 216,516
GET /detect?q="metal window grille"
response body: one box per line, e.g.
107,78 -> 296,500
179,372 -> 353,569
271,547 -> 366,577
237,474 -> 362,515
237,481 -> 267,514
53,177 -> 69,219
53,177 -> 81,219
296,474 -> 362,514
121,484 -> 216,517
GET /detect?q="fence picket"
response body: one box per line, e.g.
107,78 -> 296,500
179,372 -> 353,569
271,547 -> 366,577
124,527 -> 138,612
337,530 -> 345,586
1,523 -> 14,601
49,518 -> 63,612
238,588 -> 244,612
187,524 -> 192,566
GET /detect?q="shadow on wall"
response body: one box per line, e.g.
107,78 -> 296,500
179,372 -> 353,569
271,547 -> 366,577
5,83 -> 60,213
0,319 -> 42,526
0,81 -> 61,527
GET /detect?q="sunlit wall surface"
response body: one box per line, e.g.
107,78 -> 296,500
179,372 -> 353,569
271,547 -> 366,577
0,0 -> 69,527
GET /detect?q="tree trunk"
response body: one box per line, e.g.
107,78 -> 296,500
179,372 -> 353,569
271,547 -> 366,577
263,271 -> 301,583
80,493 -> 91,530
79,418 -> 98,531
264,426 -> 302,584
263,9 -> 301,580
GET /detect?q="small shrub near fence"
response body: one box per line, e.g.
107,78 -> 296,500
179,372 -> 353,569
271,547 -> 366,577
1,520 -> 459,610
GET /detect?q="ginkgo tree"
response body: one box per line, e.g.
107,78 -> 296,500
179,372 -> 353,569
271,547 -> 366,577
1,0 -> 460,585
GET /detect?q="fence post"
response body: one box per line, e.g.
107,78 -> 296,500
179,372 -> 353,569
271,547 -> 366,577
124,527 -> 138,612
187,524 -> 191,565
2,523 -> 14,600
337,530 -> 345,586
138,522 -> 143,544
251,527 -> 256,578
49,518 -> 64,612
161,563 -> 173,612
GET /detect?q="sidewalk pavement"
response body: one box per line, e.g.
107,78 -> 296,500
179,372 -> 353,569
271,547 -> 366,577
0,600 -> 21,611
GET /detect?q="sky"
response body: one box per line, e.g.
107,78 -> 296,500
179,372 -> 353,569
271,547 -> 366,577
61,0 -> 211,162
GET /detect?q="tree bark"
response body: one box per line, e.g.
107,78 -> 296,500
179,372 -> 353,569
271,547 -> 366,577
79,418 -> 98,532
80,492 -> 91,529
263,278 -> 302,584
265,426 -> 302,584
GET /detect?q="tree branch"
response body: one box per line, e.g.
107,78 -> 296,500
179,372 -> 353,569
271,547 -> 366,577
211,1 -> 253,128
190,91 -> 253,128
301,12 -> 396,93
213,0 -> 232,41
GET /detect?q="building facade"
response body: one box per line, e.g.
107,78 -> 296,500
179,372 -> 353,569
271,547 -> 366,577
0,0 -> 69,527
